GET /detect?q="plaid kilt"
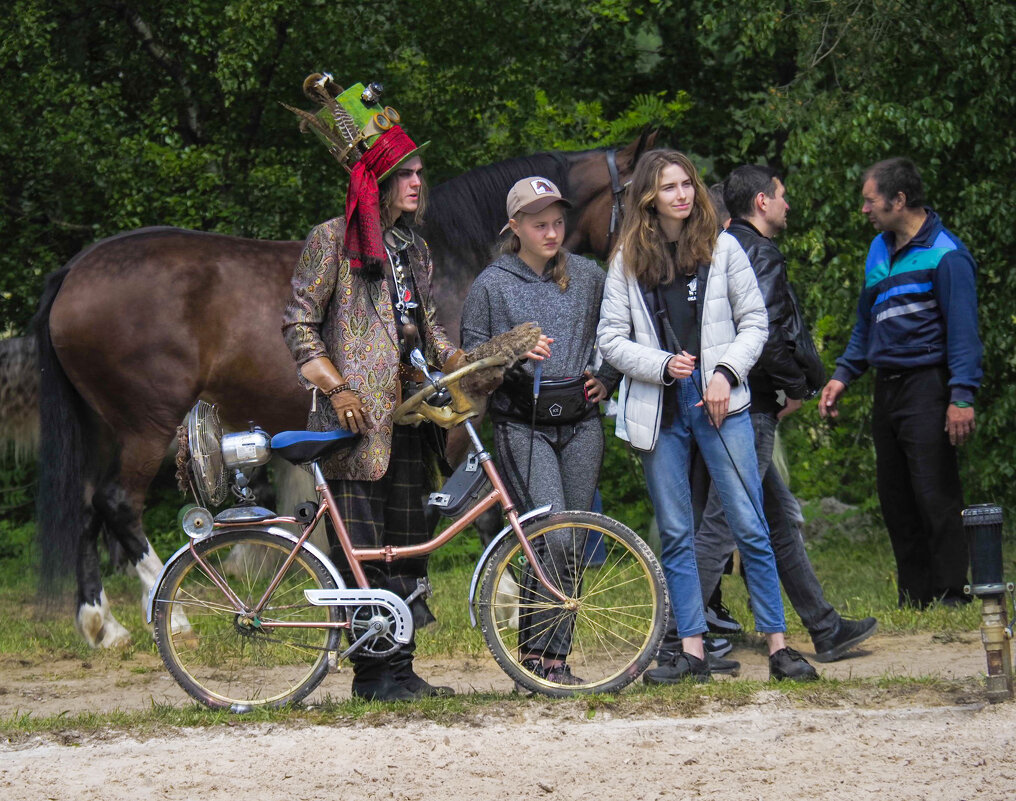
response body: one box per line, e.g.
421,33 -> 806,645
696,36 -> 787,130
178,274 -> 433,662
326,424 -> 430,585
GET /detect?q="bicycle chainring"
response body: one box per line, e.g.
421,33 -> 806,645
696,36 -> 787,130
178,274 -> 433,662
348,605 -> 401,657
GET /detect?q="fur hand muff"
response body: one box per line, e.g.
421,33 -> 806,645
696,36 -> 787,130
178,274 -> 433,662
459,322 -> 542,397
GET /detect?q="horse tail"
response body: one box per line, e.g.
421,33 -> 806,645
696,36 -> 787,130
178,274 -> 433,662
0,335 -> 39,461
32,267 -> 89,592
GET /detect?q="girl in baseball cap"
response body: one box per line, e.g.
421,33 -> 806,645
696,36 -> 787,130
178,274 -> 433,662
460,176 -> 620,688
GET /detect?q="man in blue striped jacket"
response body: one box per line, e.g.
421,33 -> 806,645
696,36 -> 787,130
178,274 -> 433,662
819,157 -> 983,608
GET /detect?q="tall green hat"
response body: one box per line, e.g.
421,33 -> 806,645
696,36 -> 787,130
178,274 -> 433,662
283,72 -> 429,182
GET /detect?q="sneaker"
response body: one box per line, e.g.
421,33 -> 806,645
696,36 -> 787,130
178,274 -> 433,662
769,647 -> 819,681
705,603 -> 742,634
644,652 -> 711,685
812,617 -> 878,663
514,657 -> 546,693
545,663 -> 585,686
704,637 -> 733,658
705,651 -> 740,676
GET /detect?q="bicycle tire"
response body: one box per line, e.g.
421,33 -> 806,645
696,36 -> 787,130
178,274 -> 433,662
477,511 -> 667,697
152,529 -> 341,711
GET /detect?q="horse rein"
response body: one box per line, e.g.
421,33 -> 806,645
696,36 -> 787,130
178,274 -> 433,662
605,148 -> 629,254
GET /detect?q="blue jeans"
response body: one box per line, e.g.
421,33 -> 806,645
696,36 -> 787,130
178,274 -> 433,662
696,411 -> 840,641
641,373 -> 785,638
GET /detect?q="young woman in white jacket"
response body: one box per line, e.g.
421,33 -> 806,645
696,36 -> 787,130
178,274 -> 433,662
596,149 -> 817,683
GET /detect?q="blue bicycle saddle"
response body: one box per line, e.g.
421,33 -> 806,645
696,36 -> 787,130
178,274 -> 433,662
270,429 -> 359,464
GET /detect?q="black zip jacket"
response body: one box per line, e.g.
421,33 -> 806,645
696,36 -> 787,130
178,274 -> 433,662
726,219 -> 824,414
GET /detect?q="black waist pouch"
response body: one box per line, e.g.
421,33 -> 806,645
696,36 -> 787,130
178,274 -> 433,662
500,374 -> 595,425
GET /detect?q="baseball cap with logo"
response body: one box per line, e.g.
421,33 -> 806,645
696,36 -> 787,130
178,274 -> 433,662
499,176 -> 573,234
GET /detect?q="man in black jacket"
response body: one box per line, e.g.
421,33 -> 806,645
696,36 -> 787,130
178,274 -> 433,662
694,165 -> 878,663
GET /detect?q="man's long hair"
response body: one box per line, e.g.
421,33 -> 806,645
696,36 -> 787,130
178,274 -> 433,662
610,149 -> 717,288
380,172 -> 428,229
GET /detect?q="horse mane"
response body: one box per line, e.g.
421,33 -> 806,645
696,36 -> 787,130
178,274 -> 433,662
425,151 -> 575,266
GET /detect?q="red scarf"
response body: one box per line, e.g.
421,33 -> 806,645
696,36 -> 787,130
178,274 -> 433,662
344,126 -> 419,272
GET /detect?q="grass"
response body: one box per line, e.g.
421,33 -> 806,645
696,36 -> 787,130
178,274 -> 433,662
0,674 -> 985,742
713,506 -> 990,639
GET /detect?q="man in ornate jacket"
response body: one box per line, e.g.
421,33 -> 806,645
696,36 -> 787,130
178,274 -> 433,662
282,74 -> 464,701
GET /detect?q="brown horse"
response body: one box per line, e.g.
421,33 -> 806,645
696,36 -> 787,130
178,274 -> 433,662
35,133 -> 656,647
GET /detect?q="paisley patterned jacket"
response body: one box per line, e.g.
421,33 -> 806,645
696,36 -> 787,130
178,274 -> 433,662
282,217 -> 457,480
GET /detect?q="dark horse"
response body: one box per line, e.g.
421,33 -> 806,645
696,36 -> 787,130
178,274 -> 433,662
35,132 -> 656,647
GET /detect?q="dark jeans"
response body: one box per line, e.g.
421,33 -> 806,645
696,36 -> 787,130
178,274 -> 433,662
694,411 -> 840,642
873,365 -> 968,606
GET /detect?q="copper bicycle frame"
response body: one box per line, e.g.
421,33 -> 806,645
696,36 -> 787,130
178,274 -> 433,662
186,431 -> 569,630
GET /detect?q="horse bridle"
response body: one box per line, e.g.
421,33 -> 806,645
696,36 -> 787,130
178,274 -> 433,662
605,148 -> 629,253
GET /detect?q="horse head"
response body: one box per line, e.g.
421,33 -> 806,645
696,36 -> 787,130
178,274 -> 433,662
564,129 -> 659,261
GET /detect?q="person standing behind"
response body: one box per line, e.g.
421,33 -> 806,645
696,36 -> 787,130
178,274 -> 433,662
695,165 -> 878,662
819,157 -> 982,608
460,177 -> 619,685
598,149 -> 818,683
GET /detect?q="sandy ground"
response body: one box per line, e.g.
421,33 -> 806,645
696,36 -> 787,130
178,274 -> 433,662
3,632 -> 1016,800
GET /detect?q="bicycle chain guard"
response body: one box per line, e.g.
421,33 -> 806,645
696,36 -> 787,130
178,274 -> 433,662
304,587 -> 413,653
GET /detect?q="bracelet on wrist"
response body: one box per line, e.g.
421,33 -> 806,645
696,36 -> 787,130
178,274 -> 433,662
323,383 -> 350,398
951,400 -> 973,408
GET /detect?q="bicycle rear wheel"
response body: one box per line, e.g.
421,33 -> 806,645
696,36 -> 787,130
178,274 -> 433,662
152,529 -> 341,711
477,511 -> 667,697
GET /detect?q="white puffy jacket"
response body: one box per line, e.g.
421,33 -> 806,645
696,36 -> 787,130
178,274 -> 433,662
596,231 -> 768,451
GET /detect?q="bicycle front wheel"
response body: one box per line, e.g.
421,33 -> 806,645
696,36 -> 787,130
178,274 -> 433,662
477,511 -> 667,697
152,529 -> 341,710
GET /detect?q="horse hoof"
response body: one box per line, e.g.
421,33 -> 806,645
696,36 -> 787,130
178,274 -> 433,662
77,592 -> 132,648
99,626 -> 133,649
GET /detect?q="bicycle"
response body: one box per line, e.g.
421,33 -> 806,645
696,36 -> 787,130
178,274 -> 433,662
148,352 -> 668,710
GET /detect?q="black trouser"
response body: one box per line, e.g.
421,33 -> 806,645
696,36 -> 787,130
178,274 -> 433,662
326,425 -> 430,672
872,365 -> 968,606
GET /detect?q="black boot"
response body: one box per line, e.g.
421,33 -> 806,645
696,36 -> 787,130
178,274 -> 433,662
389,643 -> 455,698
350,656 -> 415,702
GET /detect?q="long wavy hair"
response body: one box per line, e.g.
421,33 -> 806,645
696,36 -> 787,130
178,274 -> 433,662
610,149 -> 717,288
498,201 -> 570,291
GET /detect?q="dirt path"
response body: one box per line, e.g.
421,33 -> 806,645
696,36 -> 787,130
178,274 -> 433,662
2,701 -> 1014,801
3,632 -> 1016,800
0,631 -> 992,716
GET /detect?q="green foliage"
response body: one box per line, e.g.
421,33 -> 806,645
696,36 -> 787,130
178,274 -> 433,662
0,449 -> 36,565
2,0 -> 1015,509
597,416 -> 655,536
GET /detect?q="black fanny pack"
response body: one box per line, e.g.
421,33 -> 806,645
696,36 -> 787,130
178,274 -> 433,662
501,374 -> 595,425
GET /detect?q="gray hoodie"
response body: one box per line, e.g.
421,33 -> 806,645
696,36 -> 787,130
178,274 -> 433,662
461,251 -> 620,419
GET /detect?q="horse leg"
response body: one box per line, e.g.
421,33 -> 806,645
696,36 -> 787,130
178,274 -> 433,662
75,496 -> 133,648
270,456 -> 324,546
94,438 -> 193,640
